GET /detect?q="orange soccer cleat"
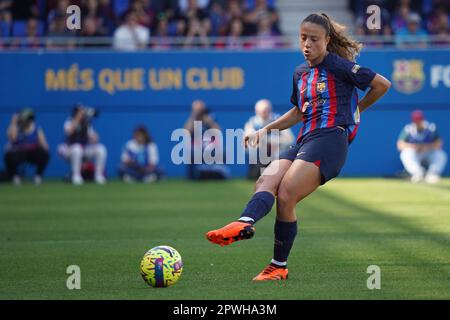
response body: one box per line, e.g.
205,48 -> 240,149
205,221 -> 255,246
252,265 -> 289,281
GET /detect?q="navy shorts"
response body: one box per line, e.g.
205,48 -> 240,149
279,126 -> 349,185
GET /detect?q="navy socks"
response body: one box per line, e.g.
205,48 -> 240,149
272,220 -> 298,267
239,191 -> 275,224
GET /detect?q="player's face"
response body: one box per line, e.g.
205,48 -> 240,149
134,132 -> 146,144
300,22 -> 330,64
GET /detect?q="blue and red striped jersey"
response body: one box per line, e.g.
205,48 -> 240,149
290,52 -> 376,143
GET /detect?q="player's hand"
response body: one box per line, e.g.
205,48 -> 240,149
244,128 -> 267,149
11,114 -> 19,124
75,108 -> 86,121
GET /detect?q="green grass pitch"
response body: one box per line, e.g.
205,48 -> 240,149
1,178 -> 449,299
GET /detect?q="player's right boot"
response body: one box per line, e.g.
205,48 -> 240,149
205,221 -> 255,246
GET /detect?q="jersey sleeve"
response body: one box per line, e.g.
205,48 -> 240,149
430,123 -> 440,142
148,142 -> 159,165
340,60 -> 376,91
121,142 -> 130,163
290,73 -> 298,107
398,127 -> 408,141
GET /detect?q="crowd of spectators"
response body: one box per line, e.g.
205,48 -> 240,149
0,0 -> 286,49
351,0 -> 450,47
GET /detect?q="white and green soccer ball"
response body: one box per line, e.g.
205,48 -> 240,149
140,245 -> 183,288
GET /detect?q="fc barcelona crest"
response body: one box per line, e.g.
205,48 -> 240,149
316,82 -> 326,93
392,59 -> 425,94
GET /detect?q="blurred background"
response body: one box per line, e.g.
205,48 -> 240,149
0,0 -> 449,180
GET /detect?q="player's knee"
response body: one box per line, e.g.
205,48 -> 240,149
276,187 -> 295,209
95,144 -> 107,158
255,175 -> 265,189
70,144 -> 83,158
255,175 -> 277,194
437,150 -> 448,163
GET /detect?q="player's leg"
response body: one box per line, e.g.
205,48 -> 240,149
84,143 -> 107,184
253,160 -> 321,280
400,148 -> 425,182
4,149 -> 26,184
206,158 -> 293,246
254,127 -> 348,280
424,149 -> 448,183
68,143 -> 84,185
27,147 -> 50,184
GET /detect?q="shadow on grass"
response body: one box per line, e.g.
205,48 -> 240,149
302,187 -> 450,275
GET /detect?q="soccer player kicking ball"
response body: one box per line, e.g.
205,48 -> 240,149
206,13 -> 391,281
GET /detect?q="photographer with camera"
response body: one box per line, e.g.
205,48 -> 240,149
57,105 -> 107,185
183,99 -> 229,180
4,108 -> 50,185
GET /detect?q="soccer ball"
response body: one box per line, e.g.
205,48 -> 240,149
140,245 -> 183,288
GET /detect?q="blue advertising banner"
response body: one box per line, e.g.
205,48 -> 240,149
0,48 -> 449,111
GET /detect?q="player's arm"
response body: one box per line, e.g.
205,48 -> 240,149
397,139 -> 418,152
431,138 -> 443,150
244,106 -> 302,148
264,106 -> 302,131
65,109 -> 85,136
89,128 -> 99,144
37,128 -> 49,151
7,114 -> 19,142
357,74 -> 391,113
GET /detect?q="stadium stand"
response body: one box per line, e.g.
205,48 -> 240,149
0,0 -> 448,49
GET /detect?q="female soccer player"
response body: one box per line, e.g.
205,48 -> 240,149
206,13 -> 391,281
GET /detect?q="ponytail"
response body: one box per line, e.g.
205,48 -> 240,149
302,13 -> 362,62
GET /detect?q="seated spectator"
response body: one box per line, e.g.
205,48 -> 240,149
244,99 -> 294,179
253,13 -> 279,49
12,18 -> 42,49
392,1 -> 412,33
178,0 -> 210,12
183,100 -> 229,180
209,0 -> 227,36
397,110 -> 447,184
216,18 -> 248,49
118,125 -> 163,183
80,16 -> 105,47
243,0 -> 279,36
11,0 -> 38,21
183,17 -> 210,47
113,10 -> 150,50
126,0 -> 155,29
0,1 -> 12,39
396,12 -> 429,48
58,105 -> 108,185
97,0 -> 118,36
177,0 -> 209,21
47,0 -> 69,26
225,0 -> 244,22
4,108 -> 50,185
152,15 -> 171,49
81,0 -> 100,19
426,6 -> 448,35
46,15 -> 77,49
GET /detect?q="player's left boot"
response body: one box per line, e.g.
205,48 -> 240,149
205,221 -> 255,246
253,264 -> 288,281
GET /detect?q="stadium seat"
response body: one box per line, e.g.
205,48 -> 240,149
245,0 -> 276,10
12,21 -> 27,37
37,0 -> 47,20
0,22 -> 10,37
12,20 -> 44,37
114,0 -> 130,17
